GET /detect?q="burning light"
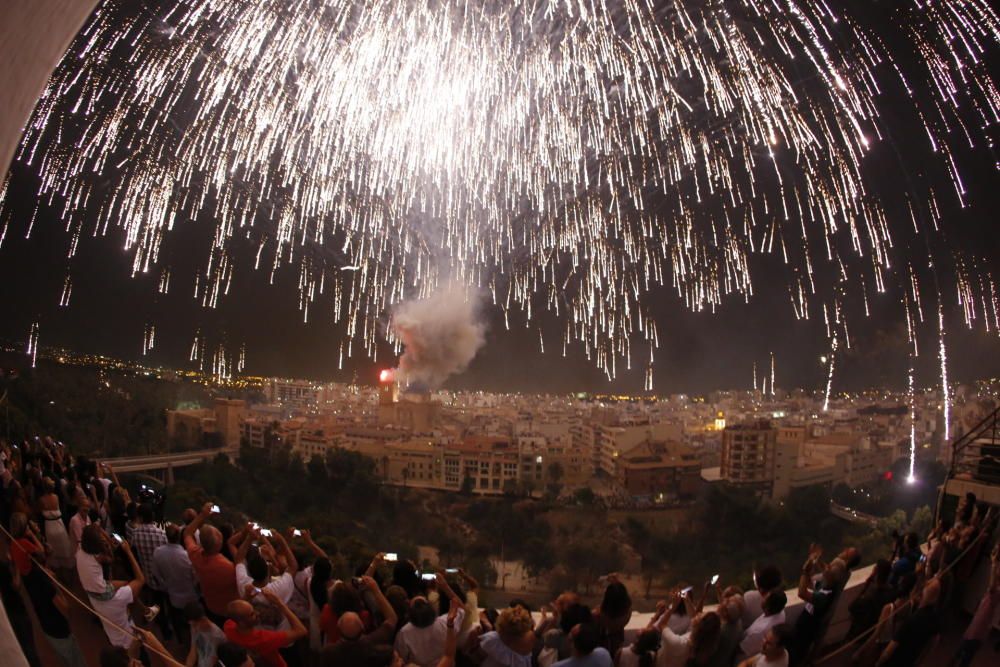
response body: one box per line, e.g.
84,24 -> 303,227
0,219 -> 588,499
379,369 -> 394,384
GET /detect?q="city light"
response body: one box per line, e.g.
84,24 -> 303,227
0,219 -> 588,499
379,369 -> 394,384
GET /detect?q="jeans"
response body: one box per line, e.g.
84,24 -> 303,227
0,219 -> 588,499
45,633 -> 87,667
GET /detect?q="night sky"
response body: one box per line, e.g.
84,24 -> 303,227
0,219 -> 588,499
1,1 -> 999,395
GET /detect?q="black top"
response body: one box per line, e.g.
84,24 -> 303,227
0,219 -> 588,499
887,606 -> 940,667
23,569 -> 71,638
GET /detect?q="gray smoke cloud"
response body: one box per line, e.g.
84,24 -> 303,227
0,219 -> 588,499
392,284 -> 486,389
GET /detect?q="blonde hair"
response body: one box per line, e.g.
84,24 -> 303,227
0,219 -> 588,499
496,605 -> 534,639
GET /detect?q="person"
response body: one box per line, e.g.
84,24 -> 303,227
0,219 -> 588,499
789,544 -> 844,663
847,559 -> 894,640
91,536 -> 150,649
9,512 -> 47,579
654,593 -> 722,667
875,577 -> 942,667
739,590 -> 787,658
616,627 -> 659,667
951,543 -> 1000,667
0,542 -> 42,667
183,502 -> 238,625
742,566 -> 782,629
320,579 -> 371,645
20,561 -> 87,667
320,574 -> 398,666
552,621 -> 613,667
543,602 -> 594,664
152,523 -> 199,645
888,533 -> 921,587
184,601 -> 226,667
737,625 -> 791,667
306,554 -> 334,650
68,498 -> 91,555
477,604 -> 535,667
234,526 -> 298,631
711,593 -> 745,667
594,578 -> 632,656
131,503 -> 171,639
223,588 -> 308,667
394,572 -> 466,666
215,643 -> 254,667
38,477 -> 74,576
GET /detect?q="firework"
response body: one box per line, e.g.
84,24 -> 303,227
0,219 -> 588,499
1,0 -> 998,389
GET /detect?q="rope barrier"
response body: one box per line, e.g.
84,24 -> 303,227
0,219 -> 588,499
812,528 -> 992,665
0,521 -> 183,667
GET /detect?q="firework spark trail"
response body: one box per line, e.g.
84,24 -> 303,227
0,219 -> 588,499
822,334 -> 837,412
908,359 -> 917,483
26,322 -> 39,368
939,301 -> 951,444
1,0 -> 999,384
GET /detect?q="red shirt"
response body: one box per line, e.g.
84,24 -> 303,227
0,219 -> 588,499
223,619 -> 289,667
186,542 -> 238,616
12,538 -> 39,576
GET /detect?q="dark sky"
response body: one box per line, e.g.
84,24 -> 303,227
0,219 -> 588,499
0,0 -> 999,395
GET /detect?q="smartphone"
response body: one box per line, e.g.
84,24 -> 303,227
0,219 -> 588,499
919,553 -> 927,563
711,574 -> 720,585
681,586 -> 693,595
384,552 -> 398,562
292,529 -> 302,537
211,504 -> 221,514
112,533 -> 124,544
260,528 -> 272,537
445,568 -> 459,574
421,573 -> 436,581
253,587 -> 262,595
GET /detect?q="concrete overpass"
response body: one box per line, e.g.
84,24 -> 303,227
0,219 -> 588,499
100,446 -> 237,484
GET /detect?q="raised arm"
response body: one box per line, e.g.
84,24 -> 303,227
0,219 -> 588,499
458,567 -> 479,592
120,540 -> 146,599
229,522 -> 251,556
299,529 -> 328,560
798,545 -> 823,603
437,604 -> 459,667
435,572 -> 462,608
272,530 -> 298,575
360,575 -> 398,628
261,588 -> 307,642
365,552 -> 386,577
235,527 -> 257,565
182,502 -> 213,549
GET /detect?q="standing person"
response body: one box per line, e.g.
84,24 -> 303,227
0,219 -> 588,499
593,577 -> 632,657
21,563 -> 87,667
38,477 -> 74,579
952,543 -> 1000,667
742,566 -> 783,629
737,626 -> 791,667
320,575 -> 399,666
790,544 -> 844,664
477,605 -> 535,667
739,591 -> 787,658
875,578 -> 942,667
224,588 -> 308,667
184,601 -> 226,667
394,573 -> 467,666
68,498 -> 91,555
132,503 -> 171,640
183,502 -> 238,626
152,523 -> 200,646
552,621 -> 613,667
616,627 -> 660,667
0,540 -> 42,667
91,536 -> 152,650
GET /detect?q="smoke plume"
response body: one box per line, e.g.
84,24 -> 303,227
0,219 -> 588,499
392,284 -> 486,389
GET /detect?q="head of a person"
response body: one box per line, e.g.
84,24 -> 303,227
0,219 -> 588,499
904,532 -> 920,553
633,627 -> 661,660
755,564 -> 782,594
690,612 -> 722,657
762,624 -> 792,659
137,503 -> 154,525
392,560 -> 420,596
80,523 -> 108,556
763,589 -> 787,616
408,596 -> 437,628
200,524 -> 223,555
226,600 -> 258,629
9,512 -> 29,539
719,593 -> 745,624
497,605 -> 535,653
874,558 -> 891,585
337,611 -> 365,641
560,602 -> 593,634
600,581 -> 631,618
554,591 -> 580,614
43,477 -> 55,493
385,585 -> 409,625
184,601 -> 207,624
838,547 -> 861,570
310,557 -> 333,607
165,523 -> 182,545
182,508 -> 197,525
77,498 -> 91,517
823,559 -> 847,588
330,581 -> 363,616
246,552 -> 269,584
216,642 -> 254,667
571,621 -> 602,657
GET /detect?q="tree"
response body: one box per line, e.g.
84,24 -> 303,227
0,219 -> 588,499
574,487 -> 595,506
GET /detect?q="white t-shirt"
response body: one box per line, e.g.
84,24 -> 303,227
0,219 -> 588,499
740,611 -> 785,657
656,627 -> 691,667
749,650 -> 789,667
92,585 -> 135,648
76,550 -> 108,596
68,513 -> 90,553
235,564 -> 294,630
393,609 -> 466,667
742,590 -> 764,628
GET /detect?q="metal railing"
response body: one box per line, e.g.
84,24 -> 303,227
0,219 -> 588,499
947,405 -> 1000,487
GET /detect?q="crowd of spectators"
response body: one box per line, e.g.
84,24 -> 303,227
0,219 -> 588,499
1,437 -> 998,667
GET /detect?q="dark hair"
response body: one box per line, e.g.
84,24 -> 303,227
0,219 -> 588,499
126,502 -> 138,521
246,552 -> 269,582
573,622 -> 601,655
165,523 -> 182,544
80,523 -> 107,556
633,627 -> 661,667
99,646 -> 130,667
600,581 -> 631,618
184,601 -> 206,622
310,557 -> 333,607
770,623 -> 793,649
756,565 -> 782,592
896,574 -> 917,600
410,598 -> 436,628
216,642 -> 249,667
844,549 -> 862,570
138,503 -> 154,524
904,532 -> 920,552
874,558 -> 891,584
392,561 -> 420,598
507,597 -> 530,612
560,602 -> 593,634
763,590 -> 787,615
330,581 -> 362,616
690,612 -> 722,661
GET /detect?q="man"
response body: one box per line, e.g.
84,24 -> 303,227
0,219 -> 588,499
153,523 -> 199,645
234,526 -> 297,631
952,544 -> 1000,667
183,502 -> 238,625
184,601 -> 225,667
738,625 -> 792,667
742,565 -> 782,628
716,593 -> 746,667
131,503 -> 171,639
875,577 -> 942,667
68,498 -> 91,555
224,588 -> 308,667
477,604 -> 535,667
888,533 -> 922,587
394,572 -> 466,666
91,537 -> 147,649
552,621 -> 613,667
740,590 -> 787,657
790,544 -> 845,663
320,575 -> 398,666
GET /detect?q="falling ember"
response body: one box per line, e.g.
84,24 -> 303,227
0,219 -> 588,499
26,322 -> 39,368
769,352 -> 776,398
379,369 -> 394,384
908,361 -> 917,483
142,323 -> 156,355
938,304 -> 951,445
822,334 -> 838,413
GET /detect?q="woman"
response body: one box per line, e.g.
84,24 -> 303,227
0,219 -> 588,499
319,580 -> 371,646
307,557 -> 334,651
594,579 -> 633,657
38,477 -> 74,577
654,592 -> 722,667
617,627 -> 660,667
